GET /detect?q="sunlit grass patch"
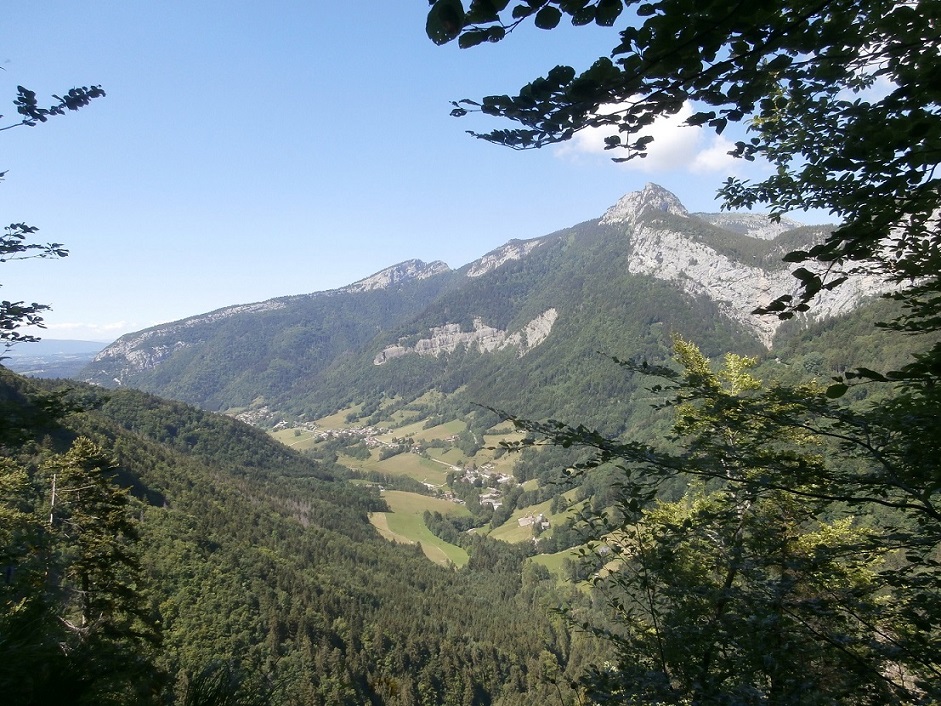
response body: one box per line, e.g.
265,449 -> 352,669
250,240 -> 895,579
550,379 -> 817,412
369,490 -> 470,567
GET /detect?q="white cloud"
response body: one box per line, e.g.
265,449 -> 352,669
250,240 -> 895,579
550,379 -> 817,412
554,101 -> 743,174
690,135 -> 739,173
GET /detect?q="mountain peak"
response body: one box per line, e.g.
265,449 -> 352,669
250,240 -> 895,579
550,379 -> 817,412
600,183 -> 689,227
340,259 -> 450,293
466,239 -> 546,278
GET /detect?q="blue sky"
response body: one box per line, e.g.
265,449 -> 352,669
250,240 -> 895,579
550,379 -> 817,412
3,2 -> 790,342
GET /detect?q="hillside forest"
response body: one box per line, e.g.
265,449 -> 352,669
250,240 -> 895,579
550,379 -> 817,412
4,0 -> 941,704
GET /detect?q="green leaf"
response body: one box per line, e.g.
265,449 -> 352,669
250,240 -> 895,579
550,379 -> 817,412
459,29 -> 489,48
825,383 -> 848,398
488,25 -> 507,41
426,0 -> 466,45
572,6 -> 595,24
595,0 -> 622,26
765,54 -> 793,72
547,64 -> 576,85
466,0 -> 505,24
534,6 -> 562,29
688,111 -> 715,127
782,250 -> 809,263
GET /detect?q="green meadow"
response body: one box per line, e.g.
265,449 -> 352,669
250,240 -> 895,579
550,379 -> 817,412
268,409 -> 575,570
529,548 -> 582,580
370,490 -> 470,567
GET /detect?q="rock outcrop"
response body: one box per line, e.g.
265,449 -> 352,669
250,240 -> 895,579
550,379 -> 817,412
374,309 -> 558,365
466,240 -> 545,278
600,182 -> 689,228
84,183 -> 891,394
602,184 -> 889,346
693,212 -> 803,240
88,261 -> 452,382
340,259 -> 450,293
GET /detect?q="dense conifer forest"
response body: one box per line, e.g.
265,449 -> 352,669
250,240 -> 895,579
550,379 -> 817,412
1,369 -> 608,704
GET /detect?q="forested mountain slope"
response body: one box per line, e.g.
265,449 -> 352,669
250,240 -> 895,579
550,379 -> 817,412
0,369 -> 589,704
79,184 -> 887,428
81,260 -> 459,410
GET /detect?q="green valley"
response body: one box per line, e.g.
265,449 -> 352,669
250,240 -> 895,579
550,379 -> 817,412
6,0 -> 941,701
6,183 -> 939,703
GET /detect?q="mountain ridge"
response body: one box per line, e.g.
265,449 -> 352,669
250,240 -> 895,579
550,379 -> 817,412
79,183 -> 889,421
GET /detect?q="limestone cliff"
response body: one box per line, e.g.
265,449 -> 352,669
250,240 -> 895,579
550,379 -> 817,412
692,212 -> 803,240
91,301 -> 287,381
602,183 -> 889,346
82,184 -> 890,396
374,309 -> 558,365
88,260 -> 451,382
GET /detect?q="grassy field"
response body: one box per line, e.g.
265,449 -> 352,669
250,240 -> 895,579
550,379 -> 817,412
331,448 -> 454,486
314,405 -> 361,430
270,406 -> 527,476
486,452 -> 519,476
385,409 -> 422,427
481,428 -> 526,448
265,404 -> 596,572
378,454 -> 451,485
529,548 -> 582,579
270,427 -> 321,451
406,419 -> 467,443
370,490 -> 470,567
488,490 -> 586,544
488,497 -> 557,543
488,519 -> 535,544
427,447 -> 466,467
334,449 -> 377,472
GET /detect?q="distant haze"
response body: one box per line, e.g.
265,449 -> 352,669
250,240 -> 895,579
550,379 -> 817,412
4,339 -> 109,357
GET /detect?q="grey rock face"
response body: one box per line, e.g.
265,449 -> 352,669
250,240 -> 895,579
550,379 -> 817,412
605,185 -> 889,346
88,260 -> 452,382
340,259 -> 450,293
91,300 -> 287,373
600,182 -> 689,228
692,212 -> 804,240
466,240 -> 546,278
85,182 -> 891,390
374,309 -> 558,365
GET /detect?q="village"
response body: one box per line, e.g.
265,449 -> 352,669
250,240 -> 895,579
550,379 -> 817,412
272,418 -> 551,532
